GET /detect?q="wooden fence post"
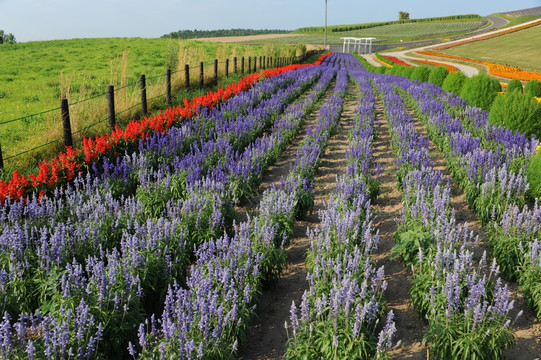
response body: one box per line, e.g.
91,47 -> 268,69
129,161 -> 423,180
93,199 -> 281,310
234,57 -> 238,73
184,64 -> 190,89
61,98 -> 73,148
241,57 -> 245,74
200,61 -> 204,88
259,56 -> 262,70
166,69 -> 172,105
0,142 -> 4,169
225,59 -> 229,78
214,59 -> 218,85
140,74 -> 148,117
107,85 -> 116,129
248,57 -> 252,73
253,56 -> 257,72
263,56 -> 266,69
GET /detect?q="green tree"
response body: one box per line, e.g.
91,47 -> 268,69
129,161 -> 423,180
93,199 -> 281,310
0,30 -> 16,44
410,66 -> 431,82
488,91 -> 541,137
428,66 -> 449,87
460,73 -> 501,110
525,79 -> 541,98
506,79 -> 523,93
441,71 -> 466,95
399,11 -> 410,20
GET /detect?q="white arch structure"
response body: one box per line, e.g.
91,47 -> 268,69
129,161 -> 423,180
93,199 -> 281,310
340,37 -> 376,54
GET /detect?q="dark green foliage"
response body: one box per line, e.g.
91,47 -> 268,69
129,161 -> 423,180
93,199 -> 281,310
460,73 -> 501,110
527,151 -> 541,199
488,91 -> 541,137
441,70 -> 467,95
162,28 -> 290,39
506,79 -> 523,93
428,66 -> 449,87
295,14 -> 482,33
410,66 -> 431,82
525,79 -> 541,97
375,66 -> 387,74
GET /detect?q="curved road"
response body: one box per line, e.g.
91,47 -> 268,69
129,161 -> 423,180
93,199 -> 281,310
365,16 -> 537,78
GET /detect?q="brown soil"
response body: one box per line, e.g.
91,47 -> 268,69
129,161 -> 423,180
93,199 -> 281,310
371,100 -> 427,359
237,81 -> 357,360
234,74 -> 541,360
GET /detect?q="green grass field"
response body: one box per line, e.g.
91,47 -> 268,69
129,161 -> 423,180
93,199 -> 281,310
441,24 -> 541,72
264,19 -> 487,45
0,37 -> 300,170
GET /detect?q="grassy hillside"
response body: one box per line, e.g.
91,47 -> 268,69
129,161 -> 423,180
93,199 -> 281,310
441,24 -> 541,72
264,18 -> 488,46
0,38 -> 300,169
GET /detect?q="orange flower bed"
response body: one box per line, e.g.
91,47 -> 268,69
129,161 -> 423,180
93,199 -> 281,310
411,59 -> 458,72
433,19 -> 541,50
417,50 -> 541,82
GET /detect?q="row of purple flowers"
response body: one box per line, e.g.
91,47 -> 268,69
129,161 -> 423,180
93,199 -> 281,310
372,71 -> 516,359
286,58 -> 395,359
398,78 -> 541,319
0,56 -> 337,358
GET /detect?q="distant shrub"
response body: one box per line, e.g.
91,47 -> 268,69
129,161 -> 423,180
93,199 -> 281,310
441,71 -> 467,95
460,73 -> 501,110
525,79 -> 541,97
506,79 -> 523,93
428,66 -> 449,87
488,91 -> 541,137
401,66 -> 415,79
527,151 -> 541,199
410,66 -> 431,82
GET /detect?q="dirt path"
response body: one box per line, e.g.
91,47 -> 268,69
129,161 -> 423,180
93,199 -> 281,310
237,81 -> 358,360
407,103 -> 541,359
371,100 -> 427,359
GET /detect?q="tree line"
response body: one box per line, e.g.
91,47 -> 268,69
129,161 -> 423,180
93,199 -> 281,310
162,28 -> 290,39
0,30 -> 16,44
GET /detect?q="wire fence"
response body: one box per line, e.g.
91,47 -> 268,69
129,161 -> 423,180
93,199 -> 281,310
0,52 -> 313,169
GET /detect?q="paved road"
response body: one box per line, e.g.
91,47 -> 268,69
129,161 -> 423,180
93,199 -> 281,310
485,16 -> 510,30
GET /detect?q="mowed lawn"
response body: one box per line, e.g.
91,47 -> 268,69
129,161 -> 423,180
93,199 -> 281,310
442,24 -> 541,72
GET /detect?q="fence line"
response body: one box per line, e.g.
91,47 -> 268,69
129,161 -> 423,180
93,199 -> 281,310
0,52 -> 314,169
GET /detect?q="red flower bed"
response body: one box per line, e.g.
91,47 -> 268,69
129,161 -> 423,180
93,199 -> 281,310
0,52 -> 332,204
381,55 -> 413,67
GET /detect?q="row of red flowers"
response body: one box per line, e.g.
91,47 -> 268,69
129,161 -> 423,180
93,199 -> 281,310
380,54 -> 413,67
0,52 -> 332,204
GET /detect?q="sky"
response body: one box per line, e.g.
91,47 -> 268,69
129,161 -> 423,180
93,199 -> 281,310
0,0 -> 540,42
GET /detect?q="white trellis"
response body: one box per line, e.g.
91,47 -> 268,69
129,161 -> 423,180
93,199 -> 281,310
340,37 -> 375,54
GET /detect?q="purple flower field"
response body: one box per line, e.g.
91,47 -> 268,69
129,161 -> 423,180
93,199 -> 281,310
0,52 -> 540,359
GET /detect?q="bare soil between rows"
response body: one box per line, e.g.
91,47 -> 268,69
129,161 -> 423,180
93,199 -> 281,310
237,81 -> 358,359
235,75 -> 541,359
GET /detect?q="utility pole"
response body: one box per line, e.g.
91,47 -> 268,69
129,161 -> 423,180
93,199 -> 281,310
324,0 -> 328,50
